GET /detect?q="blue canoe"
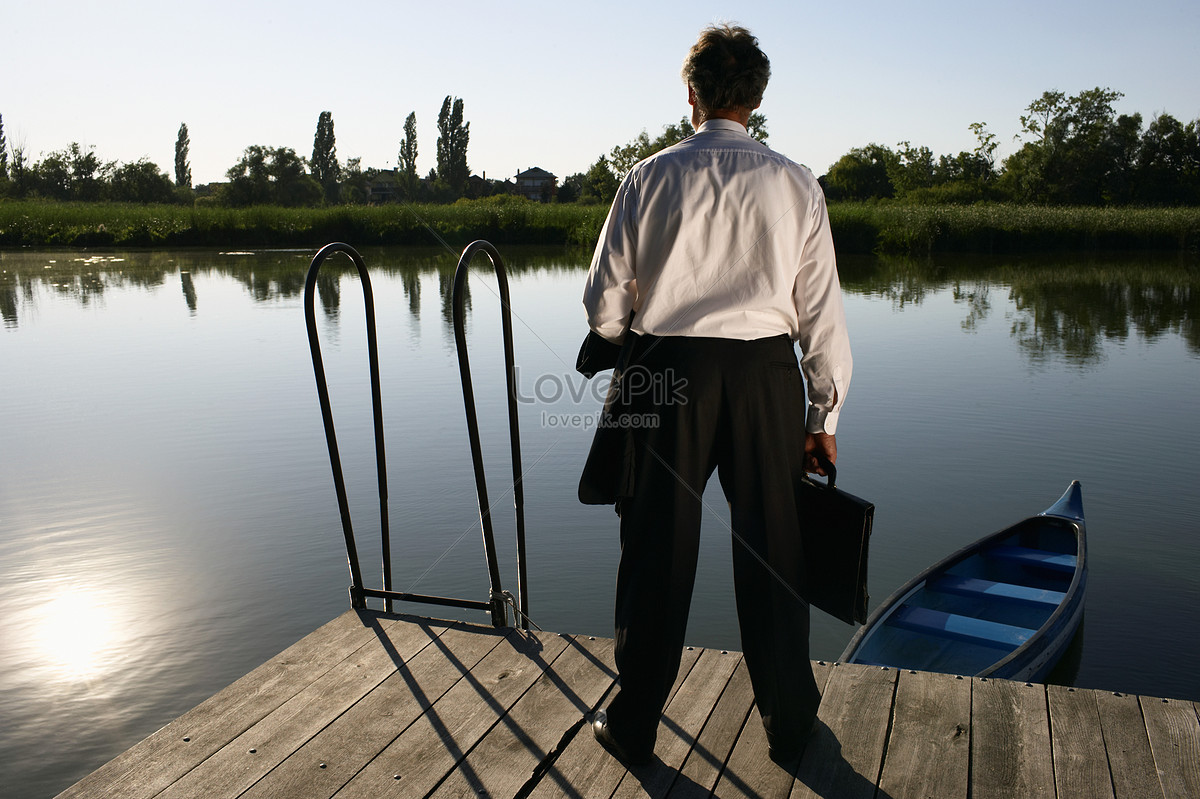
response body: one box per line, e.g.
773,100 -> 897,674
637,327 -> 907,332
839,482 -> 1086,681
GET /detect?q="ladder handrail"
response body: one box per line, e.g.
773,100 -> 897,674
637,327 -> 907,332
452,241 -> 529,630
304,242 -> 389,611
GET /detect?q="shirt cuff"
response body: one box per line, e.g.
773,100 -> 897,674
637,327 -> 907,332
806,405 -> 839,435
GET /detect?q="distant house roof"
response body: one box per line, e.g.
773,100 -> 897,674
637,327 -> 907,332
515,167 -> 556,180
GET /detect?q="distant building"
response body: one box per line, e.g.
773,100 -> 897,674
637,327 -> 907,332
514,167 -> 557,202
366,169 -> 399,203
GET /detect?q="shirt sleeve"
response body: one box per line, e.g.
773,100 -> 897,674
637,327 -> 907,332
793,186 -> 852,434
582,172 -> 639,342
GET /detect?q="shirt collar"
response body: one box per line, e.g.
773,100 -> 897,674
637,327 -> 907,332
696,118 -> 749,135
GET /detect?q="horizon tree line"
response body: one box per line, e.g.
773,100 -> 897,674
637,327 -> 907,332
2,87 -> 1198,208
0,97 -> 480,207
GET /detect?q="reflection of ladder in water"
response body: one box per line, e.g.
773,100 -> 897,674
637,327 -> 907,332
303,241 -> 529,629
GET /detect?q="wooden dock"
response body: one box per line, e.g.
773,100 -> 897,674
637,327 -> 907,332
57,609 -> 1200,798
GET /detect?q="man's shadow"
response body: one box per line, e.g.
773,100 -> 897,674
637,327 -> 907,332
792,719 -> 895,799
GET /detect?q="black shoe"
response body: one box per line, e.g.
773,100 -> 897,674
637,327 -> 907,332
768,742 -> 806,770
592,709 -> 653,767
768,718 -> 819,770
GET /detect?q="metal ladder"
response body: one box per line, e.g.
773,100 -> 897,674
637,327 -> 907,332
303,241 -> 529,629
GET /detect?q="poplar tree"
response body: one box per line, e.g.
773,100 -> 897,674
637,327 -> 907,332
398,111 -> 418,198
174,123 -> 191,188
0,114 -> 8,180
311,111 -> 340,203
435,96 -> 470,197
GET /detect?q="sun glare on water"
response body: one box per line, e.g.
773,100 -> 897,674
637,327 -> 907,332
33,596 -> 124,679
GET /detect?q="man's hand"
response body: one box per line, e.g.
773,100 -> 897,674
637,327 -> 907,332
804,432 -> 837,476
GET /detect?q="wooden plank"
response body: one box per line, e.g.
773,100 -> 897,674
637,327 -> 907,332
525,646 -> 704,799
240,621 -> 509,799
710,704 -> 788,799
878,670 -> 971,799
1095,691 -> 1163,799
609,648 -> 743,797
971,677 -> 1054,799
154,614 -> 445,799
791,663 -> 898,799
1142,695 -> 1200,798
54,610 -> 417,799
666,658 -> 756,797
427,633 -> 618,799
332,628 -> 571,798
710,661 -> 834,799
1047,685 -> 1116,799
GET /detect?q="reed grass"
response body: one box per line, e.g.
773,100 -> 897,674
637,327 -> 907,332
2,199 -> 1197,255
828,203 -> 1200,255
0,198 -> 608,250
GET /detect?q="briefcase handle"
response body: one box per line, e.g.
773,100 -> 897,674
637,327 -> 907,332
808,452 -> 838,489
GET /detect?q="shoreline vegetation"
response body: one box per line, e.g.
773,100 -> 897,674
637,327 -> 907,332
1,198 -> 1198,256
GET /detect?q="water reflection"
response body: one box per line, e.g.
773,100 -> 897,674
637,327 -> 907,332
838,253 -> 1200,362
3,248 -> 1198,364
180,271 -> 197,314
1007,265 -> 1200,361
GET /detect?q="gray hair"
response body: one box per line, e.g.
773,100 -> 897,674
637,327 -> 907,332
681,24 -> 771,114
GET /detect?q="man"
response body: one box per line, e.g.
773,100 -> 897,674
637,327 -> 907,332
582,24 -> 852,768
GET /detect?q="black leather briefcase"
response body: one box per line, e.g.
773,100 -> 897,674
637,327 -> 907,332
796,459 -> 873,625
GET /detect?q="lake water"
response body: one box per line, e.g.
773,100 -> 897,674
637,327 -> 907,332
2,245 -> 1199,797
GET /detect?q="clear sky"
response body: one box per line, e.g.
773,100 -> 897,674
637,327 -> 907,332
4,0 -> 1198,187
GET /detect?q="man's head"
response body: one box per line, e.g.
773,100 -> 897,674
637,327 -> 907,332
681,24 -> 770,126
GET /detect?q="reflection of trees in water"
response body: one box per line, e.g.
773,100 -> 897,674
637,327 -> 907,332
1010,284 -> 1106,364
0,246 -> 578,334
315,272 -> 340,320
228,265 -> 307,304
438,268 -> 469,331
181,272 -> 197,314
953,282 -> 992,332
1,253 -> 172,325
9,248 -> 1195,365
1007,270 -> 1200,363
840,254 -> 1200,362
838,254 -> 939,309
1,278 -> 24,328
401,272 -> 421,320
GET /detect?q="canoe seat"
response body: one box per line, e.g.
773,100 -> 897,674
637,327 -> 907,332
929,574 -> 1066,608
988,545 -> 1077,574
888,605 -> 1035,649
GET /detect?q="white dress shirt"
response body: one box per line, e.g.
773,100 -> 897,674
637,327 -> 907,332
583,118 -> 852,434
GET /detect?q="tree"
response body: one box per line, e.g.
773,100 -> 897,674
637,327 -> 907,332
0,114 -> 8,182
340,157 -> 369,204
1135,113 -> 1200,205
968,122 -> 998,175
557,172 -> 584,203
580,156 -> 619,204
821,144 -> 897,201
887,141 -> 936,196
436,96 -> 470,198
174,123 -> 191,189
311,111 -> 340,203
224,145 -> 322,207
609,117 -> 696,176
901,122 -> 1000,203
110,159 -> 175,203
31,143 -> 106,201
398,111 -> 418,199
747,111 -> 768,143
8,140 -> 28,197
1007,87 -> 1127,204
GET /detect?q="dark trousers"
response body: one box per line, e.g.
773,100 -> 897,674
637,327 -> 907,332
606,334 -> 821,754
